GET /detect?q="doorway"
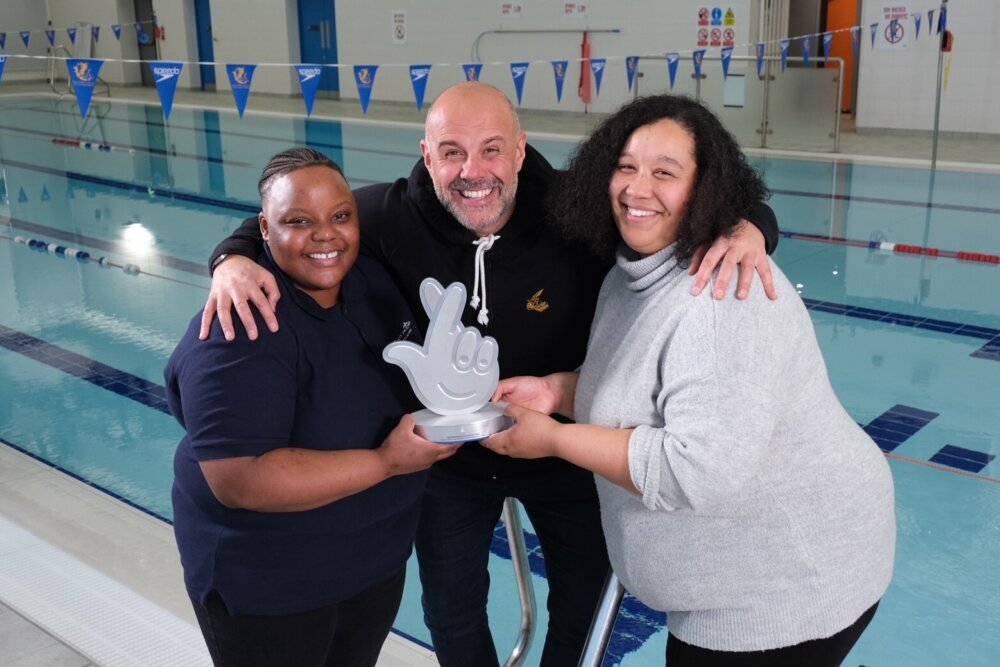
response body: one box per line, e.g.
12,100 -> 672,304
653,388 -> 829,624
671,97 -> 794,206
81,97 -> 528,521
193,0 -> 216,90
297,0 -> 340,96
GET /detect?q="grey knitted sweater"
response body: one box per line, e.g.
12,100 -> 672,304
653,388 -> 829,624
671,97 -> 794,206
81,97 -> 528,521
576,244 -> 895,651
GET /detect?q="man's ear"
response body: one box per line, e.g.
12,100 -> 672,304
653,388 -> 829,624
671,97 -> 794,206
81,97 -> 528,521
420,138 -> 433,169
258,212 -> 269,241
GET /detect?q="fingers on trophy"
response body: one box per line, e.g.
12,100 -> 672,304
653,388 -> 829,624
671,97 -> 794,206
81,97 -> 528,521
383,278 -> 511,443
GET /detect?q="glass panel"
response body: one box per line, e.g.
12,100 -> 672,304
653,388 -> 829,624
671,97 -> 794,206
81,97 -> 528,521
762,58 -> 843,152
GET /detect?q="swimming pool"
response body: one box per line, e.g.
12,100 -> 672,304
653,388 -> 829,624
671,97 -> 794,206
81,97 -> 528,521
0,95 -> 998,666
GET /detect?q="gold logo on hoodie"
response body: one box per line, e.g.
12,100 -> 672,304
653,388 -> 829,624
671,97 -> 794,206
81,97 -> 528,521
526,289 -> 550,312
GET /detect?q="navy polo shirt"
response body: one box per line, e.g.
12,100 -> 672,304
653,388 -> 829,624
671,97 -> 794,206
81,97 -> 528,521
166,249 -> 423,615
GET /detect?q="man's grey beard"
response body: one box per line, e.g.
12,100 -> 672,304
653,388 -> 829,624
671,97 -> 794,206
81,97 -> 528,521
433,175 -> 519,234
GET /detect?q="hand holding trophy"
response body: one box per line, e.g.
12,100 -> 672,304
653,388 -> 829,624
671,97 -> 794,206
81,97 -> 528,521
384,278 -> 511,443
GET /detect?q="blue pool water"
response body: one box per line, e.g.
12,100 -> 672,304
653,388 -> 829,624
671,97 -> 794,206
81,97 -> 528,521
0,96 -> 998,666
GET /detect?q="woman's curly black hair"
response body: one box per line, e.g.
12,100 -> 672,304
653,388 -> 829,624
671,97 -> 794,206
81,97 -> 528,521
549,94 -> 768,262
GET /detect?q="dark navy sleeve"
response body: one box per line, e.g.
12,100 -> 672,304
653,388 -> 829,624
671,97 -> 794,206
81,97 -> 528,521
745,201 -> 780,254
167,315 -> 298,461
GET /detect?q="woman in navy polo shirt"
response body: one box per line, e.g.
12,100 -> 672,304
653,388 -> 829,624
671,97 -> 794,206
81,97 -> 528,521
165,147 -> 459,667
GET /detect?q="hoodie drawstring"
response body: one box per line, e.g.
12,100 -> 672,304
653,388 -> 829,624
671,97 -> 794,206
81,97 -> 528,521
470,234 -> 499,326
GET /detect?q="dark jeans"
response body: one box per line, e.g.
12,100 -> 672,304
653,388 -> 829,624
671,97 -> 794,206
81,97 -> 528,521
415,463 -> 611,667
666,601 -> 880,666
190,567 -> 406,667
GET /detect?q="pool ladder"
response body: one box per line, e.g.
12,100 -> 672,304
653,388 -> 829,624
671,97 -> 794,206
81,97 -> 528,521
502,498 -> 624,667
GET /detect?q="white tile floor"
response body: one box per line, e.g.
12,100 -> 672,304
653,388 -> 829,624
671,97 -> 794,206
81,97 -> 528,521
1,81 -> 998,667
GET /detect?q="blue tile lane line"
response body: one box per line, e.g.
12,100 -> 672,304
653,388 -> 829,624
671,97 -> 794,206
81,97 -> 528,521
0,324 -> 170,415
862,404 -> 939,453
801,298 -> 1000,361
929,445 -> 996,474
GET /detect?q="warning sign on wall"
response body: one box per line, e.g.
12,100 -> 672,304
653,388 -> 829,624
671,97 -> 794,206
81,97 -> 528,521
874,4 -> 912,49
697,6 -> 740,50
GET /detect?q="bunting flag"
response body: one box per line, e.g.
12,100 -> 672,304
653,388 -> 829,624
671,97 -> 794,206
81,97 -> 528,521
551,60 -> 567,102
625,56 -> 638,92
914,13 -> 922,39
459,63 -> 480,82
870,23 -> 878,49
822,32 -> 833,59
41,186 -> 50,201
755,43 -> 765,77
590,58 -> 606,96
851,26 -> 860,52
150,61 -> 183,119
295,64 -> 322,115
937,6 -> 947,34
0,56 -> 6,84
692,50 -> 705,81
927,10 -> 935,36
0,33 -> 5,51
353,64 -> 378,113
134,22 -> 144,39
92,26 -> 100,44
20,31 -> 30,48
112,24 -> 122,41
226,64 -> 256,117
67,28 -> 77,45
802,35 -> 812,68
720,47 -> 733,79
18,187 -> 27,203
409,64 -> 431,110
779,39 -> 790,72
666,52 -> 679,89
46,30 -> 55,46
66,59 -> 105,119
510,62 -> 529,106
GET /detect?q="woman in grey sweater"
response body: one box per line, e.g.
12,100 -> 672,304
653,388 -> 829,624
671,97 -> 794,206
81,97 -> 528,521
484,95 -> 895,666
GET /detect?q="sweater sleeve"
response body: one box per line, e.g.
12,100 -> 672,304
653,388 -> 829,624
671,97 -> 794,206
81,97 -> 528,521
209,215 -> 263,273
627,295 -> 783,512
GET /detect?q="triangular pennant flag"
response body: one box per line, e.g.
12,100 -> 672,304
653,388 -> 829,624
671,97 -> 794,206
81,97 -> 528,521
755,43 -> 765,77
510,62 -> 529,106
927,10 -> 935,36
937,6 -> 947,34
295,64 -> 323,116
463,63 -> 482,82
551,60 -> 568,102
851,26 -> 860,52
0,56 -> 6,84
625,56 -> 639,92
720,47 -> 733,79
67,28 -> 77,45
913,14 -> 921,39
870,23 -> 878,48
46,30 -> 55,46
112,24 -> 122,41
226,64 -> 257,118
150,61 -> 183,119
92,26 -> 100,44
134,23 -> 144,38
353,65 -> 378,113
20,31 -> 31,48
692,50 -> 706,81
590,58 -> 606,96
666,52 -> 679,89
41,186 -> 51,201
802,35 -> 812,68
409,64 -> 431,110
18,187 -> 27,203
779,39 -> 790,72
66,59 -> 105,118
822,32 -> 833,58
0,32 -> 7,51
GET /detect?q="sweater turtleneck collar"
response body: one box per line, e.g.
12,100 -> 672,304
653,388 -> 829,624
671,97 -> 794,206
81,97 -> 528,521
616,242 -> 686,295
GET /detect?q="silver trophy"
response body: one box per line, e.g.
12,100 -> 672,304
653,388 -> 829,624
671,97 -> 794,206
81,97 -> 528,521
383,278 -> 511,443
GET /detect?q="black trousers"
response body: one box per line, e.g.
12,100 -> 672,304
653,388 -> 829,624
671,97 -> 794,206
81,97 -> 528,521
190,567 -> 406,667
666,601 -> 879,666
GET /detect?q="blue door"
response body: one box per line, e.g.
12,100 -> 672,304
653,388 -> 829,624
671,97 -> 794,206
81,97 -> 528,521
297,0 -> 339,94
193,0 -> 216,90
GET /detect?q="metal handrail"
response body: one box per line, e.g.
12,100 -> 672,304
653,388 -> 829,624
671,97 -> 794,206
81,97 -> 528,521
501,497 -> 537,667
577,572 -> 625,667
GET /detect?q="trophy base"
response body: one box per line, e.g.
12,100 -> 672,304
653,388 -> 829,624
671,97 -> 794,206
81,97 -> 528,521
413,403 -> 512,444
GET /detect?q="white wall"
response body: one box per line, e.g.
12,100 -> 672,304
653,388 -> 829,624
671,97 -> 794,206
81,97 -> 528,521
1,2 -> 51,81
856,1 -> 999,135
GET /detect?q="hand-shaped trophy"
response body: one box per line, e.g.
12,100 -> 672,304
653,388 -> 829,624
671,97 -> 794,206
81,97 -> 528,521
384,278 -> 511,443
